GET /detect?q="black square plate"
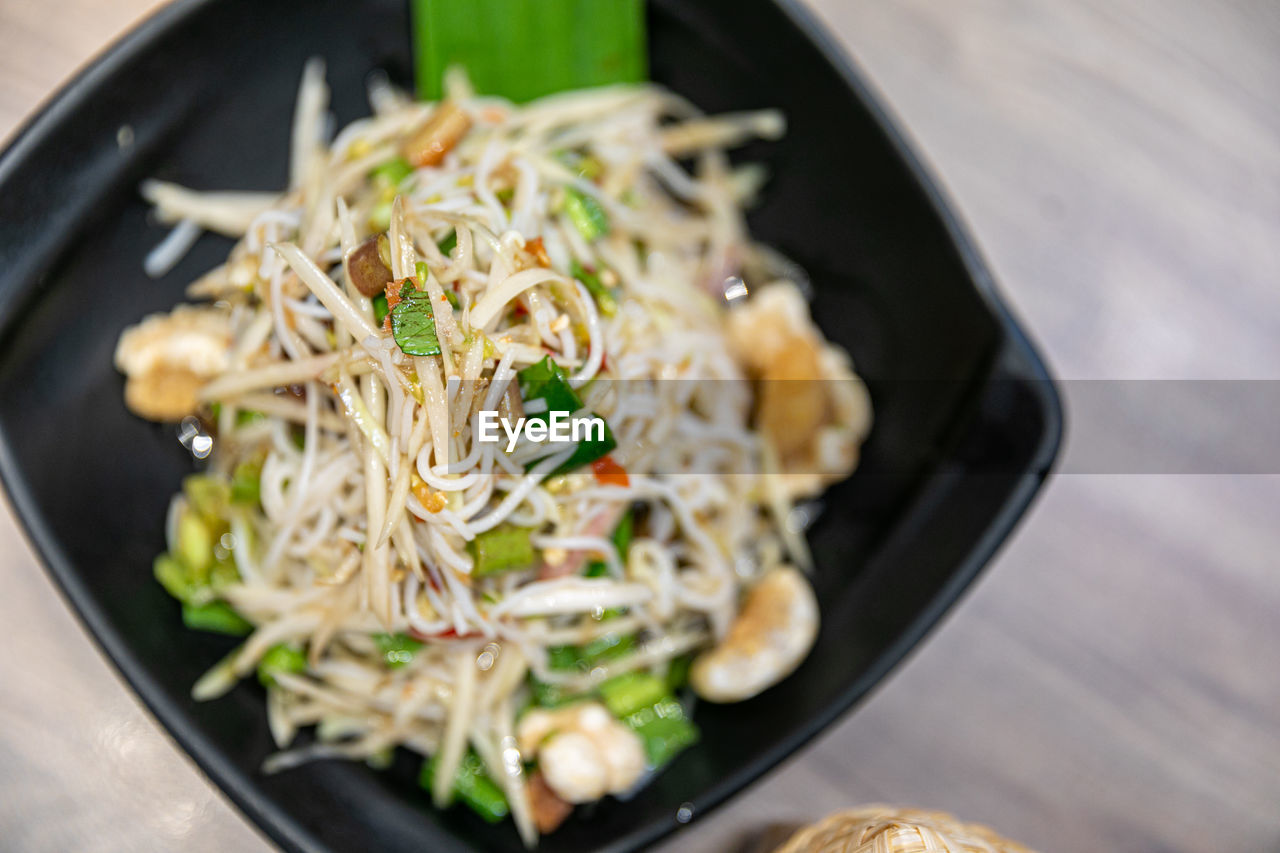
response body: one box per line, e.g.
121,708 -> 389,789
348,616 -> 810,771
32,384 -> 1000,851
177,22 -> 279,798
0,1 -> 1062,850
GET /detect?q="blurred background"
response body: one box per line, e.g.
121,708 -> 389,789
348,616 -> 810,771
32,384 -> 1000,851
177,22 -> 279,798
1,1 -> 1277,851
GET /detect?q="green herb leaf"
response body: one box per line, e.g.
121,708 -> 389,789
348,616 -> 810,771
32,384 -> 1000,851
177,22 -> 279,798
391,282 -> 442,356
516,356 -> 617,475
412,0 -> 646,103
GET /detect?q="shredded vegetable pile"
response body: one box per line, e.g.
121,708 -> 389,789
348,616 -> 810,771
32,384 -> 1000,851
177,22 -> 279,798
115,62 -> 871,842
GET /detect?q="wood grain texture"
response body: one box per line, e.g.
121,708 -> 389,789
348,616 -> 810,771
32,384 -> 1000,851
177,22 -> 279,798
1,2 -> 1278,852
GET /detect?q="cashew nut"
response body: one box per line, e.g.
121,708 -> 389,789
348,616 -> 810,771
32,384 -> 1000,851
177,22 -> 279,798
517,701 -> 645,803
726,282 -> 872,498
114,305 -> 232,421
689,565 -> 819,703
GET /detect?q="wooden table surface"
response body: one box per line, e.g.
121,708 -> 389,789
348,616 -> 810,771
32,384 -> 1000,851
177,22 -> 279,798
2,2 -> 1278,851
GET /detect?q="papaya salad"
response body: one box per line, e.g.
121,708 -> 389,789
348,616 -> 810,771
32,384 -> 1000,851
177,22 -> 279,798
114,62 -> 871,842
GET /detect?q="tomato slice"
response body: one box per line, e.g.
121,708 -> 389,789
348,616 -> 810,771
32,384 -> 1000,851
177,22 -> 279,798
591,455 -> 629,487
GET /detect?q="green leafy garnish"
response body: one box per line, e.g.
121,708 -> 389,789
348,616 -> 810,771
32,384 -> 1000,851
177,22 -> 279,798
411,0 -> 646,103
437,230 -> 458,255
391,281 -> 442,356
517,356 -> 617,475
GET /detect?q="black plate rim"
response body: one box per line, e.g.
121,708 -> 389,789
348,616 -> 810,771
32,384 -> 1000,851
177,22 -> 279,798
0,1 -> 1064,851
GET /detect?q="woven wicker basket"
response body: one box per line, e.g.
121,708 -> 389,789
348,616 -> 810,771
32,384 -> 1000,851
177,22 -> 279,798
773,805 -> 1036,853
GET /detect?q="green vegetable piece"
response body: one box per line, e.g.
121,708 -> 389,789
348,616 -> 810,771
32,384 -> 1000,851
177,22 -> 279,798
468,524 -> 536,576
552,420 -> 616,475
391,281 -> 442,356
374,632 -> 425,669
445,288 -> 461,311
626,696 -> 699,767
437,230 -> 458,256
371,156 -> 413,189
366,747 -> 395,770
257,643 -> 307,687
412,0 -> 646,103
563,187 -> 609,241
611,508 -> 633,556
548,631 -> 635,672
154,553 -> 194,603
183,475 -> 229,524
209,559 -> 240,592
235,409 -> 266,427
372,293 -> 391,325
176,509 -> 214,578
420,750 -> 510,823
516,356 -> 617,475
598,671 -> 670,719
230,459 -> 262,505
570,259 -> 618,316
528,674 -> 576,708
583,511 -> 632,614
665,654 -> 693,691
369,200 -> 392,232
517,356 -> 581,415
183,601 -> 253,636
597,671 -> 700,767
555,150 -> 603,181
